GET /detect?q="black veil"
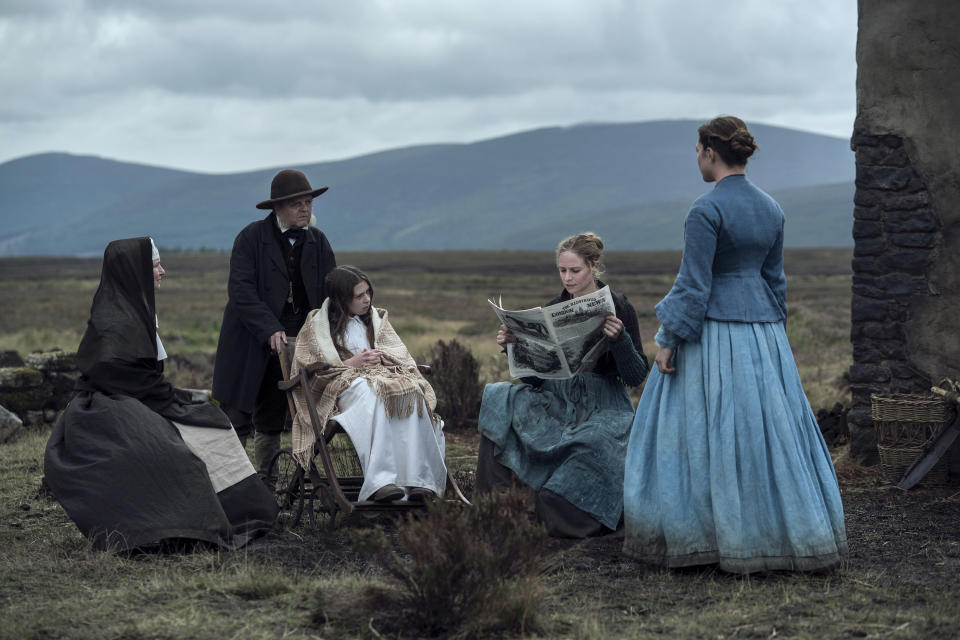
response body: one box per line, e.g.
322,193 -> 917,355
77,237 -> 157,367
75,238 -> 229,427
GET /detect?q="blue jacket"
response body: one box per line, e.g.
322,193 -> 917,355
655,175 -> 787,346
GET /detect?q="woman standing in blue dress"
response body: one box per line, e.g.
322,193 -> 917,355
622,117 -> 847,572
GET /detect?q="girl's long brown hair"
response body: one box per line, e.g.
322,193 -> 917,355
324,265 -> 376,360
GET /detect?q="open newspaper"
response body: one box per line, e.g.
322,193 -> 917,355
489,286 -> 616,379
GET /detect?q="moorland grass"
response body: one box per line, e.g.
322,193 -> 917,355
0,248 -> 853,410
345,490 -> 550,638
4,426 -> 960,638
9,248 -> 928,639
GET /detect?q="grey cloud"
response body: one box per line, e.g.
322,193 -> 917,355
0,0 -> 856,171
4,0 -> 853,100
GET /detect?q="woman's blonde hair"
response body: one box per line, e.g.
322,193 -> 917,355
556,232 -> 605,275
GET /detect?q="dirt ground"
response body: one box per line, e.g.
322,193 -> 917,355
3,425 -> 960,638
244,459 -> 960,584
231,429 -> 960,638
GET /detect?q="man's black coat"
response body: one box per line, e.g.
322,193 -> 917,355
212,213 -> 336,412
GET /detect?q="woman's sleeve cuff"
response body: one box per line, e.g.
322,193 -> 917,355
654,325 -> 680,350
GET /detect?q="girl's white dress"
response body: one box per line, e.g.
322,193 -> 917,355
331,316 -> 447,501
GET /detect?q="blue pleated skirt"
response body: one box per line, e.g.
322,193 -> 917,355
622,320 -> 848,573
479,373 -> 635,530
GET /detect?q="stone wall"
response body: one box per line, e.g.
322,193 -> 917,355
0,350 -> 79,443
0,349 -> 216,444
849,1 -> 960,463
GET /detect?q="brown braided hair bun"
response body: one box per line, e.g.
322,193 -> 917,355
697,115 -> 758,166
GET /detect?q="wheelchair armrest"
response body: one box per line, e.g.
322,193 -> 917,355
417,364 -> 432,376
278,378 -> 301,391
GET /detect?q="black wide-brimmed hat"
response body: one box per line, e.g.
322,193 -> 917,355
256,169 -> 329,210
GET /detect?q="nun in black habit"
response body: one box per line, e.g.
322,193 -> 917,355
44,237 -> 278,551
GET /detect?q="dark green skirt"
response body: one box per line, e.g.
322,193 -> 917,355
478,373 -> 634,530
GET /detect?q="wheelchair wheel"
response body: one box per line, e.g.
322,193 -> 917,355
268,450 -> 304,529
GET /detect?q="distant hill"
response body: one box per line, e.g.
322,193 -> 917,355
0,120 -> 853,256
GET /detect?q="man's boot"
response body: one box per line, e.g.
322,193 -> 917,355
254,432 -> 282,491
224,407 -> 252,455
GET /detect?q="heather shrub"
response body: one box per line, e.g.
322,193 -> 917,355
450,465 -> 476,501
163,351 -> 216,390
428,339 -> 482,429
346,490 -> 549,637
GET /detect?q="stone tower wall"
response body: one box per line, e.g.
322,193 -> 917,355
849,0 -> 960,462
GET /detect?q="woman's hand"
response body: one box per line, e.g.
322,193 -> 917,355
655,347 -> 676,374
496,324 -> 518,346
602,314 -> 623,339
344,348 -> 384,368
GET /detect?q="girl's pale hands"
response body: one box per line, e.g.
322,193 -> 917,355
655,346 -> 676,374
344,348 -> 384,368
496,324 -> 518,346
602,314 -> 623,339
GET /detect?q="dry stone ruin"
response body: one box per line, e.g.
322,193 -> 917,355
848,0 -> 960,470
0,350 -> 79,443
0,348 -> 217,443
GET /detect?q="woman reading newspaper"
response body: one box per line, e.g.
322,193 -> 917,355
476,233 -> 649,537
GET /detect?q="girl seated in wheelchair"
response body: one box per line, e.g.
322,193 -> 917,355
289,265 -> 446,502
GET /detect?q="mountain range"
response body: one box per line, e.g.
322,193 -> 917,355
0,120 -> 854,256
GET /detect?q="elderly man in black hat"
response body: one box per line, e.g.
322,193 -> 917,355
213,169 -> 336,484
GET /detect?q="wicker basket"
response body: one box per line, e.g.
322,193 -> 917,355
871,393 -> 952,485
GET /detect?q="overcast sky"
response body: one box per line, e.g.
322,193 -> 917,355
1,0 -> 857,174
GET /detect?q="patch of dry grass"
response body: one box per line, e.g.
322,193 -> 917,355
833,444 -> 881,483
344,490 -> 550,638
11,249 -> 960,640
0,248 -> 854,413
0,249 -> 860,634
4,419 -> 960,638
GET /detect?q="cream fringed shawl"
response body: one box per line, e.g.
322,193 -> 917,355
290,299 -> 439,470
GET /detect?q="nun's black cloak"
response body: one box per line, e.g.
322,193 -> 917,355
44,238 -> 278,551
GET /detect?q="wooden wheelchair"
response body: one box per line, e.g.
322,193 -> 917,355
268,342 -> 470,529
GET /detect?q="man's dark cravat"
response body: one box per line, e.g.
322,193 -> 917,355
283,228 -> 305,244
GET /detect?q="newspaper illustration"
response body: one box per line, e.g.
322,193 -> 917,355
489,286 -> 616,379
